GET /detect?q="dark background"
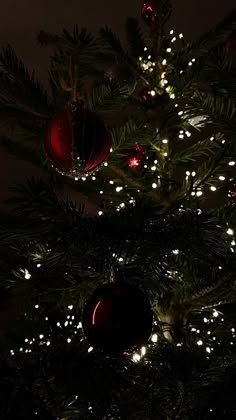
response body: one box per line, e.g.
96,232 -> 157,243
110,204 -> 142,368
0,0 -> 235,208
0,0 -> 235,84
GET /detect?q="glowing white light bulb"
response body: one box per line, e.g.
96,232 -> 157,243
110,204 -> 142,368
227,228 -> 234,236
116,186 -> 123,192
196,191 -> 203,197
197,340 -> 203,346
133,353 -> 141,362
98,211 -> 103,216
162,59 -> 167,65
141,346 -> 146,356
151,334 -> 158,343
228,161 -> 235,166
172,249 -> 179,255
162,139 -> 168,144
152,183 -> 158,189
24,269 -> 31,280
210,186 -> 217,191
219,176 -> 225,181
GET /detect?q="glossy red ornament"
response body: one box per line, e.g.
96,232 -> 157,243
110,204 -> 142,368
125,144 -> 145,169
44,103 -> 112,179
82,282 -> 153,354
226,30 -> 236,54
228,184 -> 236,206
141,1 -> 156,31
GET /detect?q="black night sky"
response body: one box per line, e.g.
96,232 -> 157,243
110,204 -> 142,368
0,0 -> 235,207
0,0 -> 235,83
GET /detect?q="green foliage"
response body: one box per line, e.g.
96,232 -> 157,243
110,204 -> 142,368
125,17 -> 146,58
175,9 -> 236,60
0,46 -> 52,118
0,4 -> 236,419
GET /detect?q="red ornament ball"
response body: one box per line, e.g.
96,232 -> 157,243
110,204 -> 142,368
82,282 -> 153,354
226,30 -> 236,54
44,103 -> 112,179
141,1 -> 156,31
228,184 -> 236,206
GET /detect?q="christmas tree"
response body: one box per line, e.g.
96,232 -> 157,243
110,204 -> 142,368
0,1 -> 236,418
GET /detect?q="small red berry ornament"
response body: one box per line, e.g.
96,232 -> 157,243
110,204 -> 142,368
44,103 -> 112,179
82,282 -> 153,354
140,87 -> 156,105
141,1 -> 156,32
124,144 -> 145,169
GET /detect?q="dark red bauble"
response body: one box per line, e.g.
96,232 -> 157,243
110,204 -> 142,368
82,283 -> 153,354
226,30 -> 236,54
124,144 -> 145,169
44,104 -> 112,179
141,1 -> 156,31
228,184 -> 236,206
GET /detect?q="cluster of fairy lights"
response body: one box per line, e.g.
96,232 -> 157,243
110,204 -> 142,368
72,29 -> 235,212
9,298 -> 236,367
11,226 -> 236,418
